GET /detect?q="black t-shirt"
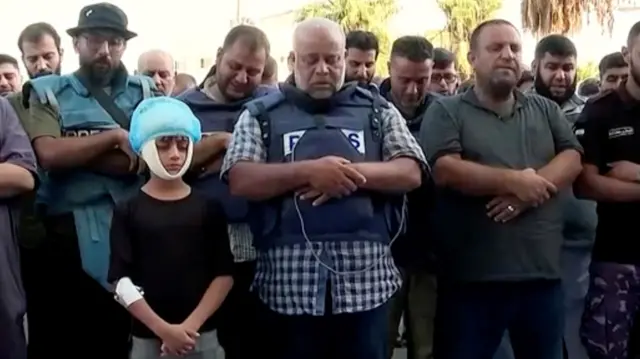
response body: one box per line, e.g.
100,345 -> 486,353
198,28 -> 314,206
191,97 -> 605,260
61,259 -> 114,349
578,85 -> 640,264
108,190 -> 233,338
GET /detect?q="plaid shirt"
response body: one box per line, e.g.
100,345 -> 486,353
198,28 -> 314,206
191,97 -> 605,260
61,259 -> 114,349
221,98 -> 427,316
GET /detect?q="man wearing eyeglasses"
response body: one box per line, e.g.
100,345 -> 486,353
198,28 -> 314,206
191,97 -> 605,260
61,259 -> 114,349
19,2 -> 159,358
428,48 -> 459,96
137,49 -> 176,96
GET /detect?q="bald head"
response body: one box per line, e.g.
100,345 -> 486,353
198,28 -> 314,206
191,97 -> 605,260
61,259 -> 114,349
137,50 -> 175,95
293,18 -> 345,52
291,18 -> 346,99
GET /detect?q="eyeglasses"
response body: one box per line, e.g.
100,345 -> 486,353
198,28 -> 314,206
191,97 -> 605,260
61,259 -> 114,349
431,73 -> 458,84
81,34 -> 125,52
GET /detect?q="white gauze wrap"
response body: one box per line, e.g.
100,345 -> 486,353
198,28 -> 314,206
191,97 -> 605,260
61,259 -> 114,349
114,277 -> 144,308
140,136 -> 194,180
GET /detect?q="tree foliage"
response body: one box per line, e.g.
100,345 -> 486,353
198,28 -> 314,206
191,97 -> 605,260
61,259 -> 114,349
521,0 -> 639,37
436,0 -> 502,79
296,0 -> 398,76
577,61 -> 599,80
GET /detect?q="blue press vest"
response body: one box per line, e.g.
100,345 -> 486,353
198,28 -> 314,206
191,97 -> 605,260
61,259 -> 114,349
179,87 -> 275,222
244,85 -> 402,250
28,73 -> 153,286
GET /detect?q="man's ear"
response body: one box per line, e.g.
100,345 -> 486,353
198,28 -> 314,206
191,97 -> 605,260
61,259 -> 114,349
216,47 -> 223,62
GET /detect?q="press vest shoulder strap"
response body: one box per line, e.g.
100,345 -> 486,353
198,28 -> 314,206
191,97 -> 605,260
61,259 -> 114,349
244,91 -> 286,117
128,75 -> 154,99
244,92 -> 286,147
24,75 -> 70,112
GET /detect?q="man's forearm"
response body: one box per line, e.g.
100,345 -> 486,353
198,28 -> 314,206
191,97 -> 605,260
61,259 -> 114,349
577,173 -> 640,202
35,131 -> 119,171
537,150 -> 582,190
127,299 -> 169,337
184,276 -> 233,330
350,157 -> 421,192
433,155 -> 516,196
0,163 -> 35,197
191,137 -> 227,169
228,161 -> 310,200
85,151 -> 135,176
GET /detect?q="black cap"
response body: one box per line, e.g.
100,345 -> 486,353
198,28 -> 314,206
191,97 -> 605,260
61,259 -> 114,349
67,2 -> 136,40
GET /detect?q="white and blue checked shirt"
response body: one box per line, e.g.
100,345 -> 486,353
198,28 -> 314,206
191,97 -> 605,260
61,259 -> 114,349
221,100 -> 427,316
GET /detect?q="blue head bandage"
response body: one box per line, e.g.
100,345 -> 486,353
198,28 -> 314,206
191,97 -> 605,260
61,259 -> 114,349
129,97 -> 201,180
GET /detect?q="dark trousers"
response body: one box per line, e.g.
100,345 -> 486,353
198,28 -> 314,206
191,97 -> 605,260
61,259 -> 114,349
216,260 -> 260,359
22,214 -> 130,359
434,279 -> 564,359
262,299 -> 389,359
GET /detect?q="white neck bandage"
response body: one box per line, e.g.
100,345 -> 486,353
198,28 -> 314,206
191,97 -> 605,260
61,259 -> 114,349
140,137 -> 194,180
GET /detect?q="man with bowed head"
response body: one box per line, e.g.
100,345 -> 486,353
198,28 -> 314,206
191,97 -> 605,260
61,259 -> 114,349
222,17 -> 427,359
20,2 -> 159,357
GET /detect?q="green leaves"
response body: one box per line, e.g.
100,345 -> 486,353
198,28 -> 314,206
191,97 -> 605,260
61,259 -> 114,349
296,0 -> 398,76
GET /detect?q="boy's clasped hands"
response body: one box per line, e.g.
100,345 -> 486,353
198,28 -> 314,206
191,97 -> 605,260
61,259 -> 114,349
158,322 -> 200,357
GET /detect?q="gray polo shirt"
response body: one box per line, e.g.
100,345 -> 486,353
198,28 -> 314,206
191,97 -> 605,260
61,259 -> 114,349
420,88 -> 582,282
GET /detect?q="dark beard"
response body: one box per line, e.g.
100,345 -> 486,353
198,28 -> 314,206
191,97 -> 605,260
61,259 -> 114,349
79,57 -> 115,86
629,58 -> 640,88
29,66 -> 62,79
534,70 -> 576,105
486,77 -> 514,100
345,74 -> 372,86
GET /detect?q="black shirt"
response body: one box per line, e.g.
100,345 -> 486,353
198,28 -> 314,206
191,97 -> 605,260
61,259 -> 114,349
108,190 -> 233,338
578,84 -> 640,264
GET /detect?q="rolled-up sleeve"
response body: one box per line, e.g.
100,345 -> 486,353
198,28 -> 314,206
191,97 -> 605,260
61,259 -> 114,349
380,105 -> 427,167
0,98 -> 37,177
26,93 -> 61,140
220,109 -> 267,182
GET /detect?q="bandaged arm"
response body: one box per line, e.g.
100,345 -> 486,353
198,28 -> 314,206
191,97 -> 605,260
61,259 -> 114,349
108,204 -> 170,337
113,277 -> 170,336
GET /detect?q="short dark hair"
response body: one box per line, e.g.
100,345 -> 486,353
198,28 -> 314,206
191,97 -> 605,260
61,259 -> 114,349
627,21 -> 640,49
390,36 -> 433,62
17,22 -> 61,53
222,25 -> 271,56
264,56 -> 278,79
346,31 -> 379,59
517,69 -> 534,87
433,48 -> 455,69
0,54 -> 19,69
470,19 -> 517,50
578,78 -> 600,97
534,34 -> 577,60
598,52 -> 627,76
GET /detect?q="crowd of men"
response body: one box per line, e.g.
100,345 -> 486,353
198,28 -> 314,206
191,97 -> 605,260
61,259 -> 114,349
1,1 -> 640,359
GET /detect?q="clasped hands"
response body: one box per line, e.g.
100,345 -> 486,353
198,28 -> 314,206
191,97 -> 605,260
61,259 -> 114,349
296,156 -> 367,206
486,168 -> 557,223
157,320 -> 200,357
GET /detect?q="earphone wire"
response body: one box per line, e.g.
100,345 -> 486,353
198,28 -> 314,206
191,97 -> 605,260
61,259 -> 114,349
290,138 -> 407,276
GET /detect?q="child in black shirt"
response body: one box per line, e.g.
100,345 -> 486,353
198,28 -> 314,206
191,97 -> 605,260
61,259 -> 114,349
108,97 -> 233,359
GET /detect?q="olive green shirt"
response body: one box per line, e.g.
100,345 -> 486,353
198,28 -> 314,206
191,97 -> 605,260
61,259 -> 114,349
420,89 -> 583,282
6,92 -> 49,248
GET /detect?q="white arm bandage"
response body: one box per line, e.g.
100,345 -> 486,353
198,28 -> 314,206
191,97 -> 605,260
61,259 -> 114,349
114,277 -> 144,308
